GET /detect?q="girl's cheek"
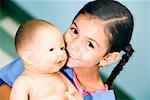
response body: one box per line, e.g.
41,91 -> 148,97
82,50 -> 99,65
82,52 -> 93,61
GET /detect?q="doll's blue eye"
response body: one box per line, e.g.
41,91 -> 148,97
49,48 -> 54,51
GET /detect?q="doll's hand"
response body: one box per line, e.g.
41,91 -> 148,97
65,92 -> 76,100
65,91 -> 83,100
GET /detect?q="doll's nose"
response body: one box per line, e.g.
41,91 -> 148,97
57,51 -> 63,56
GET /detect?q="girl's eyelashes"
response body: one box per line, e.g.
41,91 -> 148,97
87,41 -> 94,48
71,28 -> 78,35
49,48 -> 54,51
70,26 -> 95,49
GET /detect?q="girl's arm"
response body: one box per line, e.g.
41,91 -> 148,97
0,83 -> 11,100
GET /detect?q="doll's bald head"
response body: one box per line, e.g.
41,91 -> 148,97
15,19 -> 54,55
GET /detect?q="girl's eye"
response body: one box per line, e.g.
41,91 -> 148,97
49,48 -> 54,51
60,47 -> 65,50
71,28 -> 78,35
87,41 -> 94,48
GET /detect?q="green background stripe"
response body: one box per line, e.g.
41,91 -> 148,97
0,27 -> 17,58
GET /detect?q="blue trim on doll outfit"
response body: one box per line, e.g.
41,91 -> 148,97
0,57 -> 116,100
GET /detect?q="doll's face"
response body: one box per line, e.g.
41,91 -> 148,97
28,25 -> 67,73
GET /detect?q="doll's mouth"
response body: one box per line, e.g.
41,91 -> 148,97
57,60 -> 62,64
56,59 -> 65,67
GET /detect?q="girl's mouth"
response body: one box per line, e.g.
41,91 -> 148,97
67,50 -> 78,60
69,53 -> 78,59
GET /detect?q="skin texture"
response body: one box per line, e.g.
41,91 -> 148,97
9,20 -> 82,100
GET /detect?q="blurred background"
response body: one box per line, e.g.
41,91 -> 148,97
0,0 -> 149,99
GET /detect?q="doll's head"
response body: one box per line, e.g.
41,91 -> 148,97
15,19 -> 67,74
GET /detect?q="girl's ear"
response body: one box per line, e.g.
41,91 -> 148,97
99,52 -> 121,66
21,50 -> 32,64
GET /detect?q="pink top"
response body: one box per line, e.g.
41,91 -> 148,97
72,70 -> 108,95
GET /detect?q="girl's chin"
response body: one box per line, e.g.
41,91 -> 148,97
66,60 -> 78,68
66,56 -> 81,67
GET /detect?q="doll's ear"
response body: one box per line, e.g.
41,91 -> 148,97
21,50 -> 32,64
99,52 -> 121,66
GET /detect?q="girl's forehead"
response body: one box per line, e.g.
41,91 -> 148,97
73,14 -> 108,43
74,14 -> 106,33
75,14 -> 105,24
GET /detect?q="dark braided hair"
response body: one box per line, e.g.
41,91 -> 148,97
105,44 -> 134,88
73,0 -> 134,88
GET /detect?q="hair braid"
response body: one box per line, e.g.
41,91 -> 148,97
105,44 -> 134,89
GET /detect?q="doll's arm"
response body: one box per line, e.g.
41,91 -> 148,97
9,76 -> 30,100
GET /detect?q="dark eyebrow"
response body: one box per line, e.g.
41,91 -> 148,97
72,22 -> 78,28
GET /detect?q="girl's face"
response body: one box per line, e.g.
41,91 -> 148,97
64,14 -> 109,68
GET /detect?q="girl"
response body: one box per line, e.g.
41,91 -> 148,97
0,0 -> 134,100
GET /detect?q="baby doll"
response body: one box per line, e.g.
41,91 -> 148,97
10,19 -> 82,100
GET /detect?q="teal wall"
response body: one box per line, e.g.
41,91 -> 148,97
117,1 -> 149,99
1,0 -> 149,99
